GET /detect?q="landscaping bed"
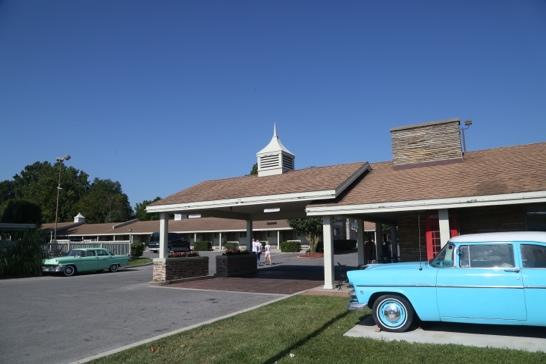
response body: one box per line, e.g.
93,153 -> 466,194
91,296 -> 546,364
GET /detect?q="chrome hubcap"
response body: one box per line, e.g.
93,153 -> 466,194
383,303 -> 401,322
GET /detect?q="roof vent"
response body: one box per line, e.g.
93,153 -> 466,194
256,124 -> 295,177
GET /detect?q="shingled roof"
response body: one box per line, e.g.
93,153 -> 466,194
310,142 -> 546,209
149,162 -> 368,209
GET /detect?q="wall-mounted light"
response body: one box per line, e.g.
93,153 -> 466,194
264,208 -> 280,213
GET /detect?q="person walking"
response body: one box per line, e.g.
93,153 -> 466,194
264,241 -> 272,265
252,238 -> 262,266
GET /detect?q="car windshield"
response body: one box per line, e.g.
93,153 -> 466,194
66,250 -> 84,257
430,243 -> 454,268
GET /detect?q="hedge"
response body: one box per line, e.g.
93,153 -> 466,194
193,241 -> 212,251
0,230 -> 45,278
131,241 -> 145,257
280,240 -> 301,252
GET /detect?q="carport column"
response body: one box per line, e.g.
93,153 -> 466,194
159,213 -> 169,259
218,232 -> 222,250
322,216 -> 335,290
356,218 -> 365,266
277,230 -> 281,250
375,223 -> 383,263
246,220 -> 253,250
438,209 -> 450,248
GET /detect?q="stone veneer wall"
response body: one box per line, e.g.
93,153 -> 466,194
391,120 -> 462,166
153,256 -> 209,283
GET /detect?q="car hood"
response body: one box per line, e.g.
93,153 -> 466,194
42,256 -> 77,265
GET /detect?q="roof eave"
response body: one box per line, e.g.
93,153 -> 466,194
306,191 -> 546,216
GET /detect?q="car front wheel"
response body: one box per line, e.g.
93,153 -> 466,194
109,264 -> 119,272
372,294 -> 415,332
63,265 -> 76,277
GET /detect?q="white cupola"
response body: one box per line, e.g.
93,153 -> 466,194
74,212 -> 86,223
256,124 -> 295,177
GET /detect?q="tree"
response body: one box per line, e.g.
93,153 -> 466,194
134,197 -> 161,221
11,162 -> 89,223
288,217 -> 323,253
75,179 -> 133,223
0,180 -> 14,205
249,163 -> 258,176
1,199 -> 42,225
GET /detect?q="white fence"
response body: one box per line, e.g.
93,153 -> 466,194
48,240 -> 131,256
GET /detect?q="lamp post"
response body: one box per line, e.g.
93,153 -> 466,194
53,154 -> 71,242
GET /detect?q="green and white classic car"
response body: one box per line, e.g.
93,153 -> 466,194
42,248 -> 129,277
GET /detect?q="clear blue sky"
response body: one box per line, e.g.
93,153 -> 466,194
1,0 -> 545,206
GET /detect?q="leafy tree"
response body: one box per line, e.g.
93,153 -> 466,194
288,217 -> 323,253
134,197 -> 161,221
1,199 -> 42,225
249,163 -> 258,176
12,162 -> 89,223
75,178 -> 133,223
0,180 -> 14,205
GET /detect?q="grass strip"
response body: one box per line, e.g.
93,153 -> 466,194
93,295 -> 546,364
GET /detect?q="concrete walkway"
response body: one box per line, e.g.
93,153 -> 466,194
345,315 -> 546,353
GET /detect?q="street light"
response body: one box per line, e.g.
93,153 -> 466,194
53,155 -> 71,242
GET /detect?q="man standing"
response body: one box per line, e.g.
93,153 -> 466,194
252,238 -> 262,266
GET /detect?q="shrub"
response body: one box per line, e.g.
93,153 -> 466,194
193,241 -> 212,251
223,242 -> 239,251
131,241 -> 145,257
168,251 -> 199,258
280,240 -> 301,252
0,230 -> 46,278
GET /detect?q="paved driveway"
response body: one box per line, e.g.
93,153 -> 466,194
0,266 -> 283,364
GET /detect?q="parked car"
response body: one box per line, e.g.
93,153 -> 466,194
147,232 -> 190,253
347,231 -> 546,332
42,248 -> 129,277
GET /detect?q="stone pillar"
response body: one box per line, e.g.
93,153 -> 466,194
246,219 -> 253,250
322,216 -> 335,290
356,218 -> 365,266
159,213 -> 169,259
439,209 -> 450,247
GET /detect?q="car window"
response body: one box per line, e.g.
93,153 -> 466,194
67,250 -> 84,257
97,250 -> 109,256
85,250 -> 96,257
521,244 -> 546,268
430,244 -> 454,268
458,244 -> 514,268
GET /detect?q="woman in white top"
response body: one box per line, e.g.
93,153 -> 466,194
264,242 -> 272,265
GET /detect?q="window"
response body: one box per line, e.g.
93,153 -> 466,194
430,243 -> 454,268
458,244 -> 514,268
86,250 -> 96,257
521,244 -> 546,268
97,250 -> 109,256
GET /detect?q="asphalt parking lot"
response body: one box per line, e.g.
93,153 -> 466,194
0,265 -> 283,364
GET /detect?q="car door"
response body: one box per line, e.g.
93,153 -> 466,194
520,242 -> 546,326
96,249 -> 111,270
78,250 -> 98,272
436,243 -> 526,321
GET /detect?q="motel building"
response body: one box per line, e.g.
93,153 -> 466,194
146,119 -> 546,288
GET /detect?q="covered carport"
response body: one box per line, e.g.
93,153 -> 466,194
146,161 -> 370,289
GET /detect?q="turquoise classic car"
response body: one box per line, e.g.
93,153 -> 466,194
42,248 -> 129,277
347,232 -> 546,332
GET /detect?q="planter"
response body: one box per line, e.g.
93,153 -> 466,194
153,256 -> 209,283
216,254 -> 257,277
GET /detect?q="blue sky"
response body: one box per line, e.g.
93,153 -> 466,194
1,0 -> 545,206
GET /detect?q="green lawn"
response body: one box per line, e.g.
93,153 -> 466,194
93,295 -> 546,364
127,258 -> 152,267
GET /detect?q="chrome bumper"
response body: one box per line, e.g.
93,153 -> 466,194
42,265 -> 62,272
347,302 -> 367,311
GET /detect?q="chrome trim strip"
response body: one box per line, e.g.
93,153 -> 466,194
356,284 -> 527,289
